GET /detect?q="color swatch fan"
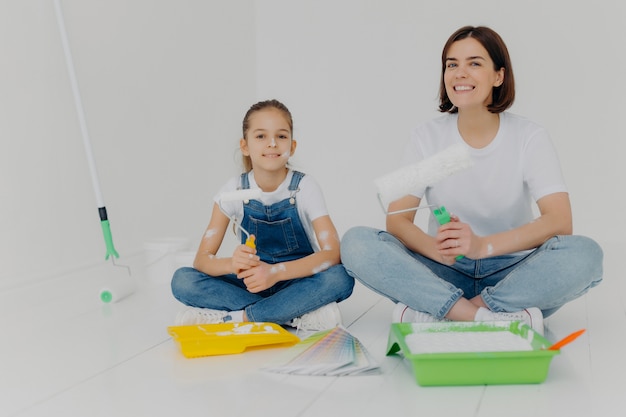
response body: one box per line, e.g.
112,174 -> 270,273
262,326 -> 380,376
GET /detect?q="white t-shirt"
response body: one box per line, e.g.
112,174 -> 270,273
213,170 -> 329,251
401,112 -> 567,237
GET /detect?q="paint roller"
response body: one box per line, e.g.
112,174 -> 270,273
54,0 -> 134,303
375,144 -> 473,260
374,143 -> 474,215
217,188 -> 262,248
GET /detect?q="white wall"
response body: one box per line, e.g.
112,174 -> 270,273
255,0 -> 626,243
2,0 -> 624,291
1,1 -> 256,289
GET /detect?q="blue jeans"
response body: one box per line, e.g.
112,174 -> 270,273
340,226 -> 603,318
171,265 -> 354,323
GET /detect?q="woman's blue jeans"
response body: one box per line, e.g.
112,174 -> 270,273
340,226 -> 603,319
171,264 -> 354,324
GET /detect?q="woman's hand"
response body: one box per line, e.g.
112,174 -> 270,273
436,215 -> 477,264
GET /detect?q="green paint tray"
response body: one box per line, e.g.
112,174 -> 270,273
168,322 -> 300,358
386,321 -> 559,386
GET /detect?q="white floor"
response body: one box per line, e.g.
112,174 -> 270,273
1,242 -> 622,417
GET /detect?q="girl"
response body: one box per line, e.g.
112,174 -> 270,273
172,99 -> 354,331
340,26 -> 603,335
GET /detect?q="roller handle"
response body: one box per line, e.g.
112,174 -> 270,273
433,206 -> 464,260
99,207 -> 119,260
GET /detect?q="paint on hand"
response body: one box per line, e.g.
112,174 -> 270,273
313,261 -> 332,274
270,263 -> 287,275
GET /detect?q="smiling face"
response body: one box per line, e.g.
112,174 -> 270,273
443,37 -> 504,112
240,107 -> 296,173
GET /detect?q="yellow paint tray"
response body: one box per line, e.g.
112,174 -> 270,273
168,322 -> 300,358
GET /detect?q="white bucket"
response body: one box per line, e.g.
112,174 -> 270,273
143,237 -> 190,284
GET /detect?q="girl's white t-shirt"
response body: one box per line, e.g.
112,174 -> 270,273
400,112 -> 567,238
213,169 -> 328,251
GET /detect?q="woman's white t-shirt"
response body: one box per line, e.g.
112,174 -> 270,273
401,112 -> 567,237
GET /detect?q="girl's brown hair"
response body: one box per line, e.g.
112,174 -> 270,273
241,99 -> 293,172
438,26 -> 515,114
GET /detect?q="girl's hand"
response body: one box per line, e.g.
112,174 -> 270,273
435,214 -> 473,264
231,239 -> 259,273
237,262 -> 280,293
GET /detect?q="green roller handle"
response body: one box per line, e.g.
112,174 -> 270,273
97,206 -> 120,260
433,206 -> 464,261
101,219 -> 119,260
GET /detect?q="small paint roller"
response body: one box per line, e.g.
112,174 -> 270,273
55,0 -> 134,303
55,0 -> 125,264
374,144 -> 474,215
217,189 -> 262,248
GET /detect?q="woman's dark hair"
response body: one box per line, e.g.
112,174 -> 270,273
438,26 -> 515,114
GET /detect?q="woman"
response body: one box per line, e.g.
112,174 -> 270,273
340,26 -> 603,335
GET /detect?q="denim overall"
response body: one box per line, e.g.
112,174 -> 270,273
171,171 -> 355,324
239,170 -> 314,264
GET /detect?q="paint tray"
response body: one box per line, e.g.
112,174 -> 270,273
168,322 -> 299,358
386,321 -> 559,386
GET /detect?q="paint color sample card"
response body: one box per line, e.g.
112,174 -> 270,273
262,326 -> 380,376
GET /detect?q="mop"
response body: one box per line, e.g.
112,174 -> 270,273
217,189 -> 262,248
54,0 -> 133,303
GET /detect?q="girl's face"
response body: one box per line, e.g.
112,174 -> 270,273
240,108 -> 296,172
444,37 -> 504,112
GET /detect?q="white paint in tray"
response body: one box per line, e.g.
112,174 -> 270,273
405,330 -> 533,354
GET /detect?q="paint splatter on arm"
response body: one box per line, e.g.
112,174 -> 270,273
316,228 -> 340,252
312,261 -> 332,274
192,202 -> 242,276
204,228 -> 218,240
270,263 -> 287,275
